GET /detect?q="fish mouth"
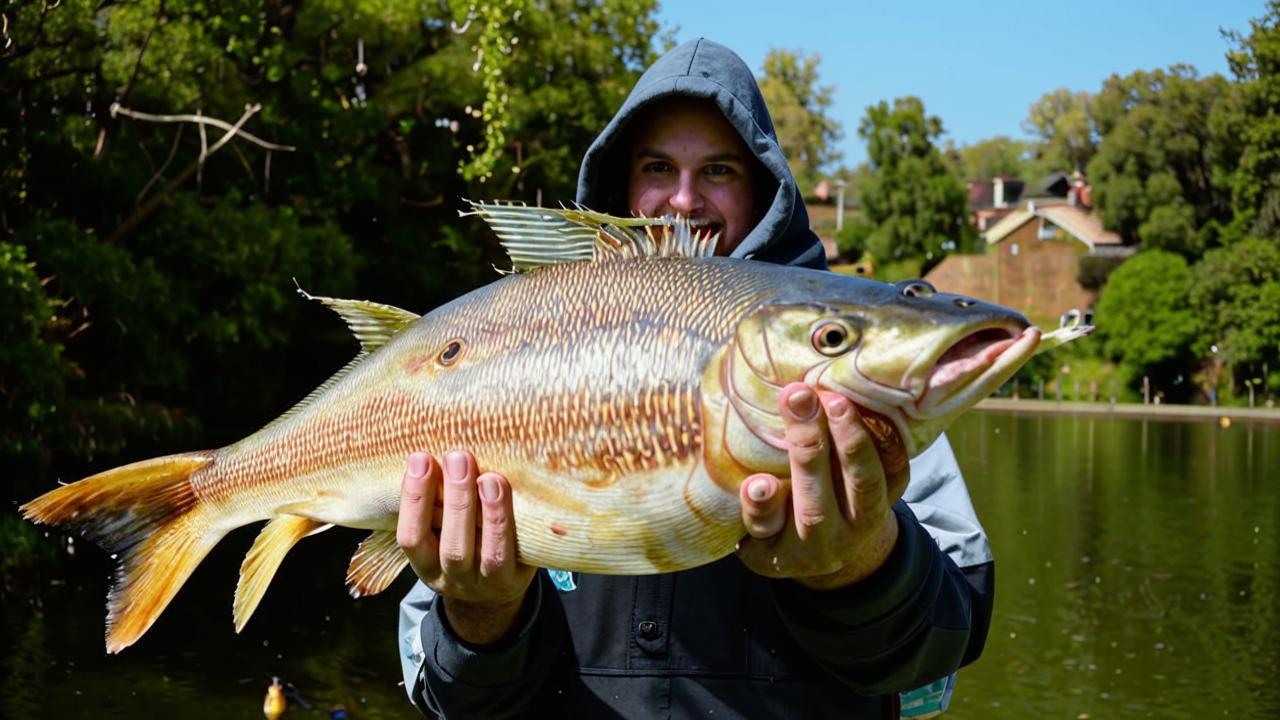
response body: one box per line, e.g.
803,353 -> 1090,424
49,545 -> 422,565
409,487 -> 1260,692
915,325 -> 1041,416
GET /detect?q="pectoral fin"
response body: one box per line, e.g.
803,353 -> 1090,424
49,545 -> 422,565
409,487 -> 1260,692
235,515 -> 331,632
346,530 -> 409,598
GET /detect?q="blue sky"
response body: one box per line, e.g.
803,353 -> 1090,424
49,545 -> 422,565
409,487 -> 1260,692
657,0 -> 1265,168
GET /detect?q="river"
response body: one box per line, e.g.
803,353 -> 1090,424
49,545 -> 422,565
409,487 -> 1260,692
3,412 -> 1277,718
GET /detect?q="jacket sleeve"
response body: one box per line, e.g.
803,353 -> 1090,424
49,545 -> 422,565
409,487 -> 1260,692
399,573 -> 565,718
768,433 -> 995,694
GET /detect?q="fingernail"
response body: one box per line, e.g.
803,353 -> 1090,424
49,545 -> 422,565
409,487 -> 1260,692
823,395 -> 849,419
748,477 -> 771,502
786,388 -> 818,420
407,453 -> 428,477
445,451 -> 468,481
478,474 -> 500,502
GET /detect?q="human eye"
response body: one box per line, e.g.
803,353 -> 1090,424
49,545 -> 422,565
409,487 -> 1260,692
704,163 -> 737,177
642,160 -> 673,173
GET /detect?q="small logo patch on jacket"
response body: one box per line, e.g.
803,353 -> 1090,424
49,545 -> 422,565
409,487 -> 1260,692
547,568 -> 577,592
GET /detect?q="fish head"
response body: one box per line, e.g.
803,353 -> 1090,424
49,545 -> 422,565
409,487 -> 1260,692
722,277 -> 1043,459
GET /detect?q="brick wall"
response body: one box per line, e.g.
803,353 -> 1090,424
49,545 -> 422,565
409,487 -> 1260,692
926,220 -> 1097,327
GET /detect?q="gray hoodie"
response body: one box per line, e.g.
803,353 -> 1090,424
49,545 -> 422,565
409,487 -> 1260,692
576,37 -> 828,270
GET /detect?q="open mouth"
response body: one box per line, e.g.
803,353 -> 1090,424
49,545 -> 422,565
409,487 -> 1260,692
920,325 -> 1029,408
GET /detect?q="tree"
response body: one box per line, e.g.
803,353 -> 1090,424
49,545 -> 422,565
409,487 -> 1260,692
950,136 -> 1041,182
1092,250 -> 1200,400
1085,66 -> 1235,256
1187,238 -> 1280,398
758,49 -> 843,194
0,0 -> 666,491
1023,88 -> 1095,174
854,96 -> 974,270
1224,0 -> 1280,239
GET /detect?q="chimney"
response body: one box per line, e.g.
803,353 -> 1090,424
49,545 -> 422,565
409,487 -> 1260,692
994,177 -> 1006,209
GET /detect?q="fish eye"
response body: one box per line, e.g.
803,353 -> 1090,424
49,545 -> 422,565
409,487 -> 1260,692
900,281 -> 936,299
811,321 -> 855,356
438,339 -> 464,366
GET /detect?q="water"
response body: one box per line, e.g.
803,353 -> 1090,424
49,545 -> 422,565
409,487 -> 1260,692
945,412 -> 1280,720
3,412 -> 1277,718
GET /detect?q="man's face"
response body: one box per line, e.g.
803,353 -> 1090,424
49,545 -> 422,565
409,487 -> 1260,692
626,98 -> 758,255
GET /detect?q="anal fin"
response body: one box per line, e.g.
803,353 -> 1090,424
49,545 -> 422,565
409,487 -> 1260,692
346,530 -> 410,598
235,515 -> 331,632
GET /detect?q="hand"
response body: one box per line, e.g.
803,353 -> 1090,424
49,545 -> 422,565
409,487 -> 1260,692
735,383 -> 910,589
397,450 -> 536,644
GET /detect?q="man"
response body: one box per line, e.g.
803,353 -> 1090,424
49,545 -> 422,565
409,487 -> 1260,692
397,38 -> 993,718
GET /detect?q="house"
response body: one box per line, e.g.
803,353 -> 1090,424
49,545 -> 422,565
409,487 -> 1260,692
967,176 -> 1026,233
925,192 -> 1131,328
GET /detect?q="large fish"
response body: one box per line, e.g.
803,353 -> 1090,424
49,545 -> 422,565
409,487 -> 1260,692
21,203 -> 1092,653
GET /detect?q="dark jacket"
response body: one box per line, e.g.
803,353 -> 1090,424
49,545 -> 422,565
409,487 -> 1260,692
400,38 -> 994,719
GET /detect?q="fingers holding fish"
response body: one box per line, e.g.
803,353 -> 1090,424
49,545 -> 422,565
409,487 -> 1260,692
440,451 -> 479,573
734,383 -> 901,589
476,472 -> 517,580
780,383 -> 838,543
821,393 -> 886,524
398,452 -> 442,582
396,449 -> 536,645
739,473 -> 788,539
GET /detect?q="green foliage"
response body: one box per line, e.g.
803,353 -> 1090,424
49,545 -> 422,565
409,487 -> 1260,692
950,135 -> 1043,182
758,49 -> 843,194
1023,88 -> 1096,174
1085,67 -> 1234,256
871,257 -> 924,283
835,216 -> 871,260
1076,252 -> 1129,291
1224,0 -> 1280,239
855,97 -> 975,271
1092,250 -> 1200,399
1187,238 -> 1280,394
0,0 -> 665,492
0,242 -> 66,457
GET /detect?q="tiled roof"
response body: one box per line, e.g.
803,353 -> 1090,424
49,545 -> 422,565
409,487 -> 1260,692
985,202 -> 1122,249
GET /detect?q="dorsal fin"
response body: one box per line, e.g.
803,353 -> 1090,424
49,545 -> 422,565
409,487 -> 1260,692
262,287 -> 422,432
294,284 -> 421,352
462,200 -> 720,271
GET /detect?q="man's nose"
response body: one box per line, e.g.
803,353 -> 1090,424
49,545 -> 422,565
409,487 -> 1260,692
668,173 -> 703,215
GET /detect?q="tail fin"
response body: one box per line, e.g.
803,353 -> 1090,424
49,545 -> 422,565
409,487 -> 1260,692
20,452 -> 222,653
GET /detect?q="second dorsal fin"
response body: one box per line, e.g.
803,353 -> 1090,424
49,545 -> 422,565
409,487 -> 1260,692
462,200 -> 720,271
295,283 -> 421,353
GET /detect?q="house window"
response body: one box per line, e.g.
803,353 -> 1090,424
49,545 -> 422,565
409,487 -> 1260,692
1010,242 -> 1019,256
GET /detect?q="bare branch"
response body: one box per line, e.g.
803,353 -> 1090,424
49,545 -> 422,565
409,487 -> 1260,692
110,103 -> 296,152
228,140 -> 256,182
136,124 -> 184,206
104,104 -> 295,245
202,103 -> 261,157
197,109 -> 207,188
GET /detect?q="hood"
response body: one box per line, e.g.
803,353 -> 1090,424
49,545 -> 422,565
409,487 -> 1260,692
576,38 -> 827,270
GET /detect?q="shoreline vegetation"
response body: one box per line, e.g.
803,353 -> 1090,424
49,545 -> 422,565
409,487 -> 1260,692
977,397 -> 1280,426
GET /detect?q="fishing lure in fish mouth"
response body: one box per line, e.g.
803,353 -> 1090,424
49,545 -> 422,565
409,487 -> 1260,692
21,200 -> 1093,653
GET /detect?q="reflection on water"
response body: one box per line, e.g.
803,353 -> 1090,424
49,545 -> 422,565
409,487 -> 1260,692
946,413 -> 1280,720
1,526 -> 413,719
3,413 -> 1278,718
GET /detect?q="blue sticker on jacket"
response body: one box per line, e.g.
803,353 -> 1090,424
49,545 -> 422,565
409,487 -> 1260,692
899,673 -> 956,718
547,568 -> 577,592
